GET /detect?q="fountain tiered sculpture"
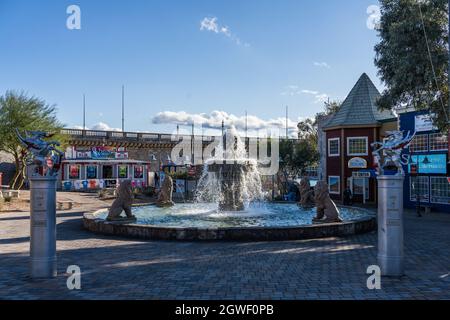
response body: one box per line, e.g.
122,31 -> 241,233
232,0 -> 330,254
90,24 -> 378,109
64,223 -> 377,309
207,161 -> 252,211
196,127 -> 264,212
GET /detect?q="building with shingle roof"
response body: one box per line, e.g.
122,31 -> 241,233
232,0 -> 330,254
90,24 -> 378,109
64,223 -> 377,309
321,73 -> 397,205
324,73 -> 395,130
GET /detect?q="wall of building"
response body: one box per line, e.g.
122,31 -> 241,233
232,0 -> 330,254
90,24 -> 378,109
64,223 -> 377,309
317,114 -> 333,180
326,127 -> 379,203
399,111 -> 450,212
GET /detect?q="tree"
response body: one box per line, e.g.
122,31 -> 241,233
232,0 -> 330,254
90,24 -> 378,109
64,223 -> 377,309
314,100 -> 342,121
297,118 -> 317,139
375,0 -> 449,131
323,100 -> 341,115
281,118 -> 320,177
0,91 -> 66,189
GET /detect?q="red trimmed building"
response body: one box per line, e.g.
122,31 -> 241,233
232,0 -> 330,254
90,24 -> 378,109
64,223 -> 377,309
321,73 -> 397,204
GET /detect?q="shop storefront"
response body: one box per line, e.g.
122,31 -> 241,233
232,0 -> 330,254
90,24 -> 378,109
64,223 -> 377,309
61,146 -> 151,191
400,111 -> 450,212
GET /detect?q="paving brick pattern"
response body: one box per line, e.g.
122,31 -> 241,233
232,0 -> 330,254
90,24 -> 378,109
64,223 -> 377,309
0,206 -> 449,300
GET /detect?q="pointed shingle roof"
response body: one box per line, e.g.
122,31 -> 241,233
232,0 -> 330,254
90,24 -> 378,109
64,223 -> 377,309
323,73 -> 395,130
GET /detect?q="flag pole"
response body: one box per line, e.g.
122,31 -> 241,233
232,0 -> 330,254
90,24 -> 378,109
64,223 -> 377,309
122,85 -> 125,132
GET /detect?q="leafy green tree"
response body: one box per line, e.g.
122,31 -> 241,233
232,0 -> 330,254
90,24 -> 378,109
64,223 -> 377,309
323,100 -> 341,116
281,118 -> 320,177
315,100 -> 341,121
375,0 -> 449,131
0,91 -> 66,189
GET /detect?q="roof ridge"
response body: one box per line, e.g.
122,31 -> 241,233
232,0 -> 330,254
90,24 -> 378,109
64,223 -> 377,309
362,74 -> 377,123
323,73 -> 393,129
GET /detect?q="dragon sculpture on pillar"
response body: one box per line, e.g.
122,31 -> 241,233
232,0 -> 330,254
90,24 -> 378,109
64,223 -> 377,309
16,129 -> 64,177
370,131 -> 415,176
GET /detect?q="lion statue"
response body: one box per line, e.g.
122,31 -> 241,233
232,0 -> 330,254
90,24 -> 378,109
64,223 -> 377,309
313,181 -> 342,223
299,177 -> 314,208
156,175 -> 175,207
106,180 -> 136,221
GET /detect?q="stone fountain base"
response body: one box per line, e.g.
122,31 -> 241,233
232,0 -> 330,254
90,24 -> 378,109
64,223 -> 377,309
83,207 -> 376,242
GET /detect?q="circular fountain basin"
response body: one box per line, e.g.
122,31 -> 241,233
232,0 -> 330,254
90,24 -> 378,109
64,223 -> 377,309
83,203 -> 376,241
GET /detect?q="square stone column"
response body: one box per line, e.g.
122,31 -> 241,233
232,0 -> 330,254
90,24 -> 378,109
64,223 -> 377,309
377,175 -> 404,276
29,176 -> 57,279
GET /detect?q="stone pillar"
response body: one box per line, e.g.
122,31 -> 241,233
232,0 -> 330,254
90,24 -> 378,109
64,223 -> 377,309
29,175 -> 57,278
377,175 -> 404,276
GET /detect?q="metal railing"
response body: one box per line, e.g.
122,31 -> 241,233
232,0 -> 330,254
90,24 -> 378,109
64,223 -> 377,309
60,128 -> 300,144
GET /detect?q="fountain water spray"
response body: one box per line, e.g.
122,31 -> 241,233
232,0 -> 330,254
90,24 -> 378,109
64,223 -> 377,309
195,126 -> 265,211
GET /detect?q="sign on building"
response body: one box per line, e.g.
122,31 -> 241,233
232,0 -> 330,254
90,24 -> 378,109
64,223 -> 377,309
408,154 -> 448,174
352,171 -> 372,178
415,114 -> 437,132
348,157 -> 368,169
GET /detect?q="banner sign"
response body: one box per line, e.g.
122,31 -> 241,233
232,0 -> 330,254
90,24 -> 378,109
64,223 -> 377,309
91,147 -> 116,159
415,114 -> 437,132
408,154 -> 447,174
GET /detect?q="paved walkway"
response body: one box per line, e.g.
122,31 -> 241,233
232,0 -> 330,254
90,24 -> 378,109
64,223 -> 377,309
0,198 -> 449,300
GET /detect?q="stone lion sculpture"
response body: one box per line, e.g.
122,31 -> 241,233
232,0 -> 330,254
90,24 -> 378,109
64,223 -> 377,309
106,180 -> 136,221
299,177 -> 314,208
313,181 -> 342,223
156,175 -> 175,207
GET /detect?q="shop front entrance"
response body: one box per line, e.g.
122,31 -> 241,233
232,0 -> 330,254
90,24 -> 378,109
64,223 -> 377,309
102,165 -> 113,179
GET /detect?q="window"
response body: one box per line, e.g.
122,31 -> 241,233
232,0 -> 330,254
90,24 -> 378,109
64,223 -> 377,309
429,133 -> 448,151
347,137 -> 368,156
102,165 -> 113,179
430,177 -> 450,204
328,176 -> 340,194
68,165 -> 80,180
134,165 -> 144,179
409,134 -> 428,153
410,176 -> 429,202
118,165 -> 128,179
328,138 -> 340,157
86,165 -> 97,179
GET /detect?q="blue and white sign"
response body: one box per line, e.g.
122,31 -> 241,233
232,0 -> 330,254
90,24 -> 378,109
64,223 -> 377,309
415,114 -> 437,132
408,154 -> 447,174
348,157 -> 368,169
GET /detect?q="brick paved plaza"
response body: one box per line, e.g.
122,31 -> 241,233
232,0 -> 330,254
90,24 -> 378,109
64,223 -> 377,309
0,194 -> 449,300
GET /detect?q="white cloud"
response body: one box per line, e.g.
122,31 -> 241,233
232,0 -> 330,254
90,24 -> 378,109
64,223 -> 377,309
72,122 -> 122,131
200,17 -> 220,33
281,85 -> 302,96
200,17 -> 250,47
152,110 -> 302,138
314,62 -> 331,69
301,89 -> 329,104
301,90 -> 319,95
281,85 -> 329,104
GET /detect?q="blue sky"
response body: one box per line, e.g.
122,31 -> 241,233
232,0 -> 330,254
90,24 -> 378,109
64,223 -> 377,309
0,0 -> 382,137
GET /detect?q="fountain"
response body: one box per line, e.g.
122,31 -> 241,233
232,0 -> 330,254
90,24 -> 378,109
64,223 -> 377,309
195,127 -> 264,212
84,126 -> 376,241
